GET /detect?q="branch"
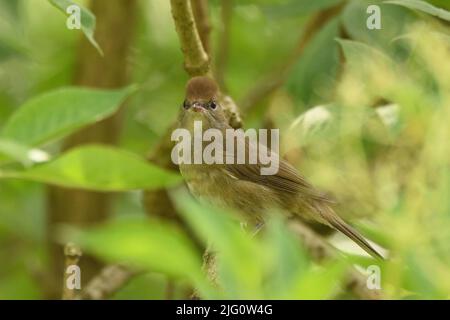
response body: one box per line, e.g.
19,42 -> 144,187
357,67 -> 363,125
170,0 -> 210,76
62,243 -> 82,300
239,1 -> 346,111
143,0 -> 242,173
80,264 -> 139,300
190,0 -> 212,54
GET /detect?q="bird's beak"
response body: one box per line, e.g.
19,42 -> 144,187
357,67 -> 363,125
191,102 -> 204,113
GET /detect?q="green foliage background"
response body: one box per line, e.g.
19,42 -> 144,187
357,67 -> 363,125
0,0 -> 449,299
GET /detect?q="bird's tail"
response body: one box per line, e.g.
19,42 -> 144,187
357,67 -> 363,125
317,204 -> 384,260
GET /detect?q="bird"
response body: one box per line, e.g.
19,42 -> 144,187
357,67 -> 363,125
177,76 -> 383,260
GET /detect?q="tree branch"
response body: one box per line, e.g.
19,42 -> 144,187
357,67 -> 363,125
171,0 -> 210,76
80,264 -> 139,300
190,0 -> 212,54
62,243 -> 82,300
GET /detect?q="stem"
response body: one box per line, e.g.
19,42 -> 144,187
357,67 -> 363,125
190,0 -> 212,54
80,264 -> 139,300
170,0 -> 210,76
62,243 -> 82,300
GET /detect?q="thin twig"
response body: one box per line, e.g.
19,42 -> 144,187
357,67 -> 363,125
62,243 -> 82,300
80,264 -> 139,300
239,1 -> 346,111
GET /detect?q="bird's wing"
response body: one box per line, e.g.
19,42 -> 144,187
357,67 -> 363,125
223,148 -> 334,203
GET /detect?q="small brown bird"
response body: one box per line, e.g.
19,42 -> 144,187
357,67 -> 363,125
178,76 -> 383,260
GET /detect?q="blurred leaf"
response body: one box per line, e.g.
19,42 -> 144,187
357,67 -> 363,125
385,0 -> 450,21
48,0 -> 103,55
287,105 -> 333,147
336,38 -> 394,67
0,139 -> 49,167
375,104 -> 400,129
0,38 -> 25,62
286,17 -> 340,106
403,252 -> 444,298
3,145 -> 181,191
261,0 -> 343,19
427,0 -> 450,10
264,216 -> 312,297
291,262 -> 345,299
342,0 -> 415,56
65,217 -> 209,289
0,0 -> 20,18
171,189 -> 265,299
1,86 -> 135,146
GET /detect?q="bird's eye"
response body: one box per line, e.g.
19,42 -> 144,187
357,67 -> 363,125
183,100 -> 190,109
209,101 -> 217,110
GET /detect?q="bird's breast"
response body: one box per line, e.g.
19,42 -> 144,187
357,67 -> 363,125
179,163 -> 283,224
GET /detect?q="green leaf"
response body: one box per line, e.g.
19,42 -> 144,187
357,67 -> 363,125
286,17 -> 340,106
171,189 -> 265,299
65,217 -> 207,286
263,216 -> 312,298
48,0 -> 103,55
342,0 -> 416,56
1,86 -> 135,146
0,38 -> 25,62
3,145 -> 181,191
291,262 -> 345,299
403,252 -> 444,298
287,105 -> 333,148
385,0 -> 450,21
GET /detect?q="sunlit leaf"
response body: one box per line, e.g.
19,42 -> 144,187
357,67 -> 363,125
375,104 -> 400,128
3,145 -> 181,191
1,86 -> 135,146
287,105 -> 333,147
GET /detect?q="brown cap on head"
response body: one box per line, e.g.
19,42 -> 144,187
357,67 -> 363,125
185,76 -> 219,101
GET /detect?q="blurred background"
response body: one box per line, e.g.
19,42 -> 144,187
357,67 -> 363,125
0,0 -> 449,299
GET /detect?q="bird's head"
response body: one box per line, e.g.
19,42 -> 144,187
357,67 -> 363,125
179,76 -> 228,130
